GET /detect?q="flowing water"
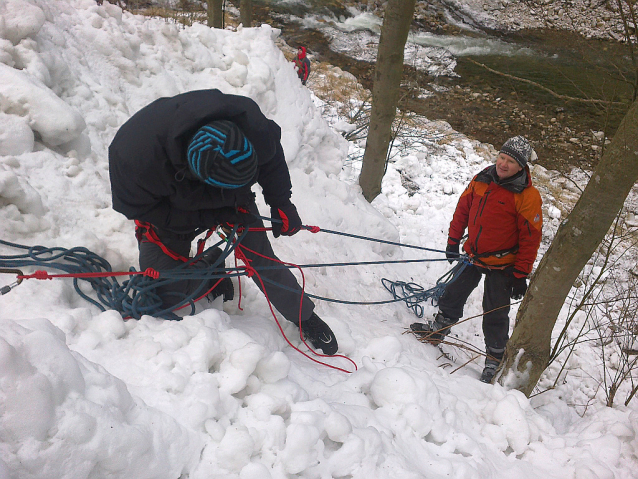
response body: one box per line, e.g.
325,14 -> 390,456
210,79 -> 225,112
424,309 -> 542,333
453,29 -> 633,131
258,0 -> 633,169
279,3 -> 633,132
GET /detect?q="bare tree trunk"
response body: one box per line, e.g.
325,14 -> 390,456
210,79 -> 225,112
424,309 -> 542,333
499,99 -> 638,396
358,0 -> 416,202
207,0 -> 223,29
240,0 -> 252,27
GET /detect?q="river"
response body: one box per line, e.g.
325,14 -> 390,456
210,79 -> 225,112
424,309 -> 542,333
256,0 -> 633,171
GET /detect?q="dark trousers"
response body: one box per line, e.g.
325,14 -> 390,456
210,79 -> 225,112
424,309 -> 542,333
139,230 -> 214,308
138,202 -> 315,324
438,264 -> 513,350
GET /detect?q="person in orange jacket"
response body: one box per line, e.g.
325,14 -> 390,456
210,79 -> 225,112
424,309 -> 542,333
294,46 -> 311,85
412,136 -> 543,383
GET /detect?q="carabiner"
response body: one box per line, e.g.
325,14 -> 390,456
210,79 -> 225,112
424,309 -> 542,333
0,268 -> 24,295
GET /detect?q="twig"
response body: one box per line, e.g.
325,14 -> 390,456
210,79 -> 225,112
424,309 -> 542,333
450,354 -> 481,375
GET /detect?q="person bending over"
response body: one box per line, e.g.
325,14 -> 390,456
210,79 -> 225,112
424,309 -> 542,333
109,89 -> 338,355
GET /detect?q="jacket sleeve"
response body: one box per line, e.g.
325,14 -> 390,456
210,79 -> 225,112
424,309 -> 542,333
513,187 -> 543,277
256,123 -> 293,207
448,179 -> 474,242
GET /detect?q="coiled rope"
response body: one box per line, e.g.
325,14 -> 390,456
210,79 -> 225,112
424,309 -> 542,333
0,225 -> 248,320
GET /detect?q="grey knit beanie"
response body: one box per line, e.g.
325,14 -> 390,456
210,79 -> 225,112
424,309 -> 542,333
500,136 -> 533,168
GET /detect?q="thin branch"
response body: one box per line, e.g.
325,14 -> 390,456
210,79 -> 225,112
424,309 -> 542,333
466,58 -> 627,106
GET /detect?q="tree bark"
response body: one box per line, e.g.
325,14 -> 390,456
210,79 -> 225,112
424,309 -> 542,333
499,99 -> 638,396
207,0 -> 223,29
240,0 -> 252,27
358,0 -> 416,202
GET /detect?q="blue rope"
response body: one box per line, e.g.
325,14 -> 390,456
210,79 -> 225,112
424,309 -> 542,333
0,226 -> 249,320
381,260 -> 469,318
0,222 -> 469,320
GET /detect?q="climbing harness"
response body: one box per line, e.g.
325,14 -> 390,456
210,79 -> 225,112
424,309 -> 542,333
135,221 -> 214,262
467,244 -> 519,270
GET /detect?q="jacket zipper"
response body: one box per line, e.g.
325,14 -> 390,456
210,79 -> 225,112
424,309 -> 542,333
473,189 -> 491,224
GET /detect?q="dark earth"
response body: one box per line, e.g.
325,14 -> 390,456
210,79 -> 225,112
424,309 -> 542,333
244,1 -> 631,174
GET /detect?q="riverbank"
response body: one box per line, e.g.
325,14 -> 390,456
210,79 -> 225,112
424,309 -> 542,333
442,0 -> 627,41
269,18 -> 621,173
231,1 -> 631,173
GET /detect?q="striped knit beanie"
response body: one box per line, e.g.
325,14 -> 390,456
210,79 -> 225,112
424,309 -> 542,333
187,120 -> 257,189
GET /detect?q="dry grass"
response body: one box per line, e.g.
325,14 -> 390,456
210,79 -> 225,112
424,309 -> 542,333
129,5 -> 206,27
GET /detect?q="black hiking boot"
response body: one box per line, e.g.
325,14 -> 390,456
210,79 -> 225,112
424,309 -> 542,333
480,347 -> 504,384
410,312 -> 456,345
479,360 -> 499,384
202,247 -> 234,302
301,313 -> 338,355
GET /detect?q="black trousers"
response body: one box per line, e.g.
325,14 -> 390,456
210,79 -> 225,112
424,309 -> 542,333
138,202 -> 315,324
438,264 -> 513,350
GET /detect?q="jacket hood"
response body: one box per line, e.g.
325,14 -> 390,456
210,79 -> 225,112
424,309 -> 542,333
297,46 -> 306,59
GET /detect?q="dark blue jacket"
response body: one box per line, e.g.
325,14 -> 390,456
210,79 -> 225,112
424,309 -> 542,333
109,90 -> 292,233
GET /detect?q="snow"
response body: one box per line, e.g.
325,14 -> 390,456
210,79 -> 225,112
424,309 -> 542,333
0,1 -> 637,478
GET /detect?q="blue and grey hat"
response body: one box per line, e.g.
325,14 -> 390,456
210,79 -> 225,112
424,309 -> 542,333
187,120 -> 257,189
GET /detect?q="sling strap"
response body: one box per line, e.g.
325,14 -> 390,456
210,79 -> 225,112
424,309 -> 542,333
134,221 -> 214,263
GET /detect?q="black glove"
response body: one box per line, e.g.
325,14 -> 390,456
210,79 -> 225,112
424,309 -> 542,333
208,276 -> 234,302
271,201 -> 302,238
511,275 -> 528,300
445,240 -> 460,264
213,206 -> 256,228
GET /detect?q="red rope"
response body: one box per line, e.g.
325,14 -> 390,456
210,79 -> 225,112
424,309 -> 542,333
231,245 -> 259,312
18,268 -> 160,281
16,222 -> 355,372
234,242 -> 357,373
244,225 -> 321,234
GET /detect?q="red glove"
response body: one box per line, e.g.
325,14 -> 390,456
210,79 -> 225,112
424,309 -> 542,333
271,201 -> 302,238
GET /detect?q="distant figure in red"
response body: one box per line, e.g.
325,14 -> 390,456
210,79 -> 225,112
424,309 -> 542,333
294,46 -> 311,86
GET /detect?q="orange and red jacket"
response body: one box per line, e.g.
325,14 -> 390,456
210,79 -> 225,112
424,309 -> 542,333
448,165 -> 542,278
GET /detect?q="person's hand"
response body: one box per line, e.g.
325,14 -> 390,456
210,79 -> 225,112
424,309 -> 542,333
271,201 -> 302,238
445,240 -> 460,264
511,275 -> 528,300
214,206 -> 256,228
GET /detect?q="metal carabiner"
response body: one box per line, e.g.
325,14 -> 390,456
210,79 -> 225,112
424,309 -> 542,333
0,268 -> 24,295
